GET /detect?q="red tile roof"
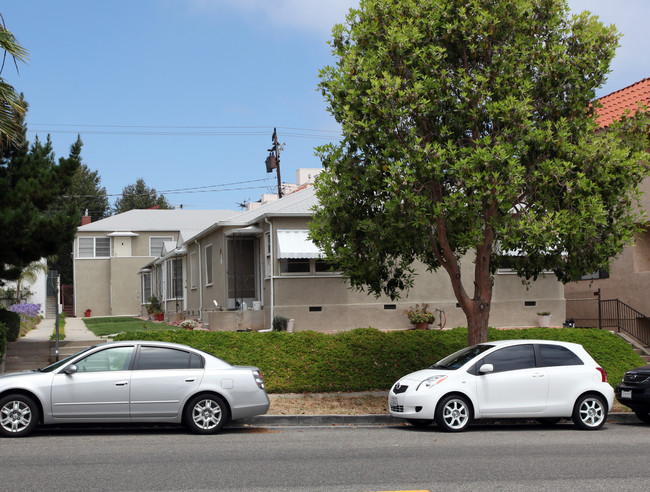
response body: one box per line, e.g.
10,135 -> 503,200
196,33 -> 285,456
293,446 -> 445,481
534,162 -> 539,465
595,77 -> 650,129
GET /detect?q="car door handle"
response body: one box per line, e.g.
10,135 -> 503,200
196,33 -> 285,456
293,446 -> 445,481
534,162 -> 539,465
115,381 -> 128,386
185,378 -> 196,383
532,373 -> 545,378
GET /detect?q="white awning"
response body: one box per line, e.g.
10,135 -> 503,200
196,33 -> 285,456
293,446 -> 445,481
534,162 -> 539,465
277,230 -> 322,259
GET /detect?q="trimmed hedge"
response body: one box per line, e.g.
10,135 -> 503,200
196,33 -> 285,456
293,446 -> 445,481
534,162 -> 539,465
0,321 -> 6,365
0,308 -> 20,342
113,327 -> 644,393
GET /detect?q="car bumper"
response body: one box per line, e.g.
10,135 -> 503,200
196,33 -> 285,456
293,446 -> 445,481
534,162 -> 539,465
389,390 -> 439,420
615,384 -> 650,411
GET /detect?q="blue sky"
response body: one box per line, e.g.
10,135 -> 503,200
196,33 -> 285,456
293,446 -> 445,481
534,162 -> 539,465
2,1 -> 648,211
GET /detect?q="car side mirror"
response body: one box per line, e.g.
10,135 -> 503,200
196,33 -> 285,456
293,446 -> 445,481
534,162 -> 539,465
479,363 -> 494,374
64,364 -> 78,375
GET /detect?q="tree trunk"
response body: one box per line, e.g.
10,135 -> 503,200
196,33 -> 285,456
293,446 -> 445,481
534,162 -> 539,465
467,305 -> 490,346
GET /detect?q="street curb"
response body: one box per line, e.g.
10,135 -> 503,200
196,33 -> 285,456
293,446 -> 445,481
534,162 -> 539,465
235,412 -> 642,427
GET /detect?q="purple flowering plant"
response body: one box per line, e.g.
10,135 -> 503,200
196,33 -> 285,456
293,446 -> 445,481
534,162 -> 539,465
8,303 -> 42,321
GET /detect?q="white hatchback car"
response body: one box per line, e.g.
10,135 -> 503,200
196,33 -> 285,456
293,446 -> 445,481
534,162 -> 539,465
389,339 -> 614,431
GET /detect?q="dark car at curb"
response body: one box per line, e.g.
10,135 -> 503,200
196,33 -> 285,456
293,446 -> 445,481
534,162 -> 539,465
616,364 -> 650,423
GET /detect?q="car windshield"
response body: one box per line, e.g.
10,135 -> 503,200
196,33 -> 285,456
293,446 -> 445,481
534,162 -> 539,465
39,347 -> 94,373
429,344 -> 493,370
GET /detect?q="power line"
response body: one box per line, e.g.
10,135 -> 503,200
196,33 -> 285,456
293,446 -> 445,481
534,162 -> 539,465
26,124 -> 342,139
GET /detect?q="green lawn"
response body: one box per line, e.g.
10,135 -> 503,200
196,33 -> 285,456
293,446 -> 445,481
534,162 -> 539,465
82,316 -> 182,337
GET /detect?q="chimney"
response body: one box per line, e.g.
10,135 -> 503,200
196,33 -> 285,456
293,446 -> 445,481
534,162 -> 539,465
81,209 -> 91,226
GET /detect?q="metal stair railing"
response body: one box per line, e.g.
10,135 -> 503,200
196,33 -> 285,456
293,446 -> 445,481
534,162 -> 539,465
599,299 -> 650,347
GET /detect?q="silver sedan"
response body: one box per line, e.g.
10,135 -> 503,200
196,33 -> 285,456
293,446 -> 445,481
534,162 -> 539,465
0,340 -> 269,437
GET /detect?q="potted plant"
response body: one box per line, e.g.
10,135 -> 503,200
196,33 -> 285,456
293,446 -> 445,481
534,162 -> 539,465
180,319 -> 199,330
537,311 -> 551,328
404,303 -> 436,330
146,296 -> 164,321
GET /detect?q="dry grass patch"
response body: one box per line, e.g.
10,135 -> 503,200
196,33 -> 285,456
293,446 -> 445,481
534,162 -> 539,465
269,393 -> 387,415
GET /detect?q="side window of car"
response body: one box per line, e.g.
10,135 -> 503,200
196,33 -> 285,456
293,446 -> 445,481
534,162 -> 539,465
537,344 -> 583,367
136,346 -> 204,370
75,346 -> 134,373
481,344 -> 536,374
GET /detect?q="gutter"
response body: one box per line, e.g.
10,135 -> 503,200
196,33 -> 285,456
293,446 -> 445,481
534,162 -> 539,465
265,217 -> 275,324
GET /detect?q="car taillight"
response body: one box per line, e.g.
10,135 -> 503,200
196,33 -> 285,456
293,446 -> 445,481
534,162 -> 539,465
253,369 -> 265,390
596,367 -> 608,383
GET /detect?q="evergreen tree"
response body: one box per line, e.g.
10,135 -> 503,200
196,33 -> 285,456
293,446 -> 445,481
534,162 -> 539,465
113,178 -> 172,214
0,122 -> 80,282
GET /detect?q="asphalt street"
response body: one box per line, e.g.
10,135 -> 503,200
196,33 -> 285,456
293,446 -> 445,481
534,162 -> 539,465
1,421 -> 649,491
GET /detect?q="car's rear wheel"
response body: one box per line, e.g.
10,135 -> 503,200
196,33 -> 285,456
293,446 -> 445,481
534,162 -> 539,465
435,395 -> 471,432
572,394 -> 607,430
634,409 -> 650,424
0,394 -> 40,438
184,394 -> 229,435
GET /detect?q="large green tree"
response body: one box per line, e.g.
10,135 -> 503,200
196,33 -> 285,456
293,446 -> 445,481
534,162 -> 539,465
49,136 -> 109,284
113,178 -> 172,214
310,0 -> 650,345
0,124 -> 81,282
0,16 -> 28,150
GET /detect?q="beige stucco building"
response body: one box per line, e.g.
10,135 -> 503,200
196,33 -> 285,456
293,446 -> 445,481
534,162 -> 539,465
74,173 -> 566,332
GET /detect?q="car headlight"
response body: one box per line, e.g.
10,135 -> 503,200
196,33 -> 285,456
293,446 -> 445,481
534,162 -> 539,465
417,375 -> 448,390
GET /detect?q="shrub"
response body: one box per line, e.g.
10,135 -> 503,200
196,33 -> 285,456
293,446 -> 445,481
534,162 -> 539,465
112,327 -> 645,394
0,308 -> 21,342
0,321 -> 7,364
272,315 -> 289,332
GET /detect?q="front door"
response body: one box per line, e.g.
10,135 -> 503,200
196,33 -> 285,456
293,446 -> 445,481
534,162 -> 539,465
476,344 -> 549,415
51,346 -> 135,419
227,236 -> 258,309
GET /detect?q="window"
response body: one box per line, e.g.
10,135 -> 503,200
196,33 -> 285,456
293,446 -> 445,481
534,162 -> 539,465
205,244 -> 213,285
150,236 -> 173,257
480,344 -> 536,373
166,258 -> 183,299
75,346 -> 134,372
141,273 -> 152,302
78,237 -> 110,258
537,344 -> 583,367
190,252 -> 198,289
579,269 -> 610,281
280,258 -> 311,274
136,346 -> 204,370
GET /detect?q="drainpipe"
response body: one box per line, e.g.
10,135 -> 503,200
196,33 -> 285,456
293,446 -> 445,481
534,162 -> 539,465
265,217 -> 275,324
195,239 -> 203,321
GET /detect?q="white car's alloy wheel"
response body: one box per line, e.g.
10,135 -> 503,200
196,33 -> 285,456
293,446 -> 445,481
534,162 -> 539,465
573,394 -> 607,430
436,395 -> 471,432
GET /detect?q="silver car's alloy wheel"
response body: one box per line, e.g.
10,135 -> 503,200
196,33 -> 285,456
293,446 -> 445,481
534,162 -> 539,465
572,394 -> 607,430
185,395 -> 229,434
0,395 -> 39,438
435,395 -> 471,432
192,398 -> 222,430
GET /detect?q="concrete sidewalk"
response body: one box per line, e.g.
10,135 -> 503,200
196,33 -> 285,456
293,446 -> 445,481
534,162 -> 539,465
24,316 -> 104,342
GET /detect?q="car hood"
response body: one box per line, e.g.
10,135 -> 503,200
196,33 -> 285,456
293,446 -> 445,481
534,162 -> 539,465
0,370 -> 40,380
627,364 -> 650,374
397,368 -> 452,383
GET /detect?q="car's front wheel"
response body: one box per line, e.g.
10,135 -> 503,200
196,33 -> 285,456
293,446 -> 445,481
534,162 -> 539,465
0,394 -> 40,438
572,394 -> 607,430
435,395 -> 471,432
634,409 -> 650,424
184,394 -> 229,434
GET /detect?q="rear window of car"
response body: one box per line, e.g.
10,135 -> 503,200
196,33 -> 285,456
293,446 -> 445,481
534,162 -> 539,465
136,346 -> 205,370
537,344 -> 583,367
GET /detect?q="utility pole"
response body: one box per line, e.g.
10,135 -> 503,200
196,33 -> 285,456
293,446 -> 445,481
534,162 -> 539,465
265,127 -> 284,199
